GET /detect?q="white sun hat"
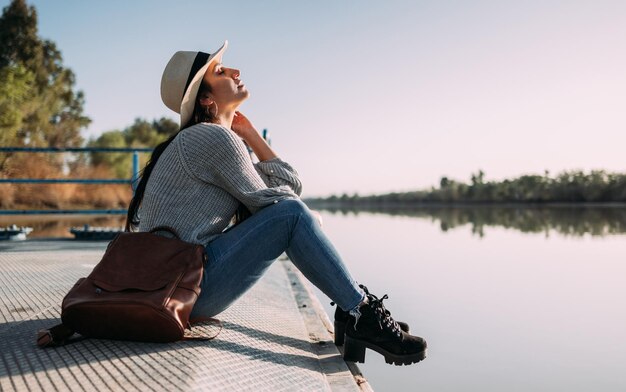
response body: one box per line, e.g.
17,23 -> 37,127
160,40 -> 228,127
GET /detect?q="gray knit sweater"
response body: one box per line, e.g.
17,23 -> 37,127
137,123 -> 302,245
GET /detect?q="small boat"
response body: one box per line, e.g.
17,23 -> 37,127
70,224 -> 124,240
0,224 -> 34,241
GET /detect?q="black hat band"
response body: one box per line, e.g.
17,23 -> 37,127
183,51 -> 210,99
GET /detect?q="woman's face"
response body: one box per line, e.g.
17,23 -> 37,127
201,61 -> 249,110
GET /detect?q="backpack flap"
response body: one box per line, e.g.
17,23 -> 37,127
61,231 -> 206,343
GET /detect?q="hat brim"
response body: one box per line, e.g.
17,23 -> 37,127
180,40 -> 228,127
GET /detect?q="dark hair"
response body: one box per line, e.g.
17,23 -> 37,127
125,83 -> 252,232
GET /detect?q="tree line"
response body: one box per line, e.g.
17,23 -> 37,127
305,170 -> 626,205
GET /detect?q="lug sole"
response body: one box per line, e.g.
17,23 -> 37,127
343,334 -> 426,366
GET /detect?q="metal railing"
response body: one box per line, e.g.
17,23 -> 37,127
0,129 -> 271,215
0,147 -> 152,214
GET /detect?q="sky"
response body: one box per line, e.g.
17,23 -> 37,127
5,0 -> 626,197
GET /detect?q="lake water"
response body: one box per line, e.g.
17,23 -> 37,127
2,207 -> 625,390
310,207 -> 626,392
0,214 -> 126,238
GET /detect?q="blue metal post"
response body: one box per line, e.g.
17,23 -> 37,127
263,128 -> 271,146
132,151 -> 140,193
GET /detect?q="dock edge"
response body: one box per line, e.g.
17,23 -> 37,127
281,257 -> 374,392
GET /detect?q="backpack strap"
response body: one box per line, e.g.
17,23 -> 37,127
36,318 -> 221,346
37,323 -> 76,348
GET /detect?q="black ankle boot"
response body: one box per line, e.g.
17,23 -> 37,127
343,285 -> 427,366
330,299 -> 410,346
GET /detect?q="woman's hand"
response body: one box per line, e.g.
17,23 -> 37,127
232,110 -> 279,161
231,111 -> 257,141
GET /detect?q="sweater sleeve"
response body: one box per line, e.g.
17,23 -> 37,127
253,157 -> 303,196
177,123 -> 299,214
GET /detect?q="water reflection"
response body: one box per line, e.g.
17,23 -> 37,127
2,206 -> 625,239
310,209 -> 626,391
0,215 -> 126,238
308,205 -> 626,237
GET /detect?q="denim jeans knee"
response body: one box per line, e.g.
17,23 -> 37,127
273,198 -> 310,215
191,196 -> 365,321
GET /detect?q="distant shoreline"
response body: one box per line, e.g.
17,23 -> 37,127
303,200 -> 626,209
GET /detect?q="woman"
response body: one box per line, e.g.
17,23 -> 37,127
125,41 -> 426,366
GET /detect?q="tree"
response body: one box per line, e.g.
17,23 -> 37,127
88,130 -> 129,178
470,169 -> 485,186
152,117 -> 178,136
0,64 -> 34,169
124,118 -> 173,147
87,117 -> 178,178
0,0 -> 90,153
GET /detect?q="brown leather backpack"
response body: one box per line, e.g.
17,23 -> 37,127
37,227 -> 220,347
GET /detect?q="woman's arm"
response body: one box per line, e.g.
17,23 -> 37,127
178,124 -> 299,214
234,111 -> 303,195
244,129 -> 278,162
232,111 -> 277,162
253,158 -> 303,196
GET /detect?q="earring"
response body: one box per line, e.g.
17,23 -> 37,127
208,101 -> 218,118
203,104 -> 212,120
196,99 -> 219,123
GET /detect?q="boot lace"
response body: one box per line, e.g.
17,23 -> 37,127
359,284 -> 402,339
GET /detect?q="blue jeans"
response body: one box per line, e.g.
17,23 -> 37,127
189,198 -> 366,320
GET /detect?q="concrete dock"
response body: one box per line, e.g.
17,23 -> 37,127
0,240 -> 372,391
